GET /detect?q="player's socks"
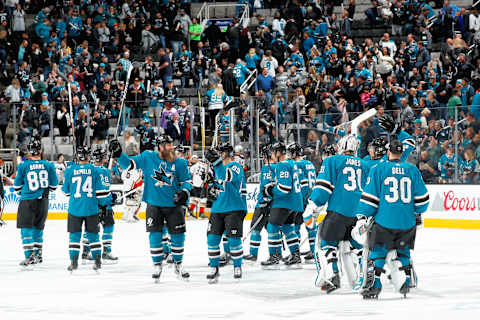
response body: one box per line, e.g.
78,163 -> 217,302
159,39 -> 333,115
282,224 -> 300,254
294,223 -> 301,241
102,225 -> 114,254
32,228 -> 43,262
20,228 -> 34,259
149,232 -> 164,265
87,232 -> 102,261
68,232 -> 82,261
207,234 -> 222,267
249,230 -> 261,257
228,237 -> 243,267
266,223 -> 282,256
161,227 -> 172,263
170,233 -> 185,263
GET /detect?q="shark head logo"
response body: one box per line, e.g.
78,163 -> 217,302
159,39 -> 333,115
152,165 -> 173,187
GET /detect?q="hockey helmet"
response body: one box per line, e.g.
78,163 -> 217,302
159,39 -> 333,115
92,146 -> 106,163
175,145 -> 185,154
323,144 -> 336,157
370,137 -> 388,159
272,141 -> 286,154
389,139 -> 403,155
260,144 -> 272,159
217,142 -> 234,156
28,137 -> 42,156
234,145 -> 244,154
337,135 -> 360,155
287,142 -> 302,157
77,146 -> 91,161
155,134 -> 174,146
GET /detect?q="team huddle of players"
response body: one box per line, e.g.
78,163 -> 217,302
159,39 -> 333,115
12,113 -> 429,299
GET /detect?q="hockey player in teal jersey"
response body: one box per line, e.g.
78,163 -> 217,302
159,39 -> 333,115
303,135 -> 370,293
260,142 -> 304,269
14,138 -> 58,267
62,147 -> 111,272
363,138 -> 388,167
287,143 -> 317,262
109,135 -> 192,282
378,114 -> 415,162
81,147 -> 119,263
244,144 -> 276,262
204,143 -> 247,282
356,140 -> 429,299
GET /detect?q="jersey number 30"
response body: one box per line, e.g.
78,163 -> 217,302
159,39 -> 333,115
72,176 -> 93,198
384,177 -> 411,203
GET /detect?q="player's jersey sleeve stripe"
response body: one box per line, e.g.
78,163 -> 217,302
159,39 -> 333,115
49,185 -> 57,191
360,193 -> 380,207
225,168 -> 233,182
414,194 -> 429,206
96,190 -> 111,198
360,198 -> 378,208
403,138 -> 415,148
313,179 -> 333,193
128,159 -> 136,170
278,183 -> 291,193
14,185 -> 22,192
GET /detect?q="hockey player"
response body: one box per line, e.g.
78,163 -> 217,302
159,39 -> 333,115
261,142 -> 303,269
287,143 -> 317,262
189,155 -> 208,218
14,138 -> 58,267
244,144 -> 276,262
62,147 -> 111,272
356,140 -> 429,299
204,143 -> 247,282
90,147 -> 118,262
109,134 -> 192,282
378,114 -> 415,162
303,135 -> 370,293
121,163 -> 143,223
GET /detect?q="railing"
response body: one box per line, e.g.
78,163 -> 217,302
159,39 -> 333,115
197,3 -> 249,30
240,69 -> 257,95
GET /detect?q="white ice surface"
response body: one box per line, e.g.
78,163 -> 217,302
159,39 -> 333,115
0,219 -> 479,320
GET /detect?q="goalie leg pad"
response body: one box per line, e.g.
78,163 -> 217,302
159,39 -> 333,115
320,240 -> 339,281
338,241 -> 359,289
307,226 -> 317,253
386,249 -> 407,292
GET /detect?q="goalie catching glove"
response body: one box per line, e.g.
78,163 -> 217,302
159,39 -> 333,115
351,215 -> 370,246
108,139 -> 123,158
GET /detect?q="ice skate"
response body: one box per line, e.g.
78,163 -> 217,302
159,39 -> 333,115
19,254 -> 36,270
67,257 -> 79,273
303,252 -> 314,263
152,264 -> 163,283
322,272 -> 340,294
206,266 -> 220,284
399,277 -> 411,298
102,252 -> 119,264
243,254 -> 257,262
361,287 -> 381,299
234,266 -> 242,280
219,253 -> 231,267
284,250 -> 302,269
82,250 -> 93,264
261,253 -> 281,270
35,249 -> 43,264
93,256 -> 102,273
174,262 -> 190,281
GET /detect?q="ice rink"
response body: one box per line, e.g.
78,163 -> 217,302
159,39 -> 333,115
0,219 -> 479,320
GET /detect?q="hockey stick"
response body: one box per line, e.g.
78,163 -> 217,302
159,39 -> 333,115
108,65 -> 133,170
67,83 -> 77,157
242,212 -> 265,242
0,198 -> 5,227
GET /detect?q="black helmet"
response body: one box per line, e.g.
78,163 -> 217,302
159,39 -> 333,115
370,137 -> 388,159
155,134 -> 173,146
287,142 -> 302,157
28,137 -> 42,156
217,142 -> 234,156
77,146 -> 91,161
272,141 -> 286,154
175,145 -> 185,154
260,144 -> 272,158
389,139 -> 403,155
92,146 -> 106,163
323,144 -> 336,157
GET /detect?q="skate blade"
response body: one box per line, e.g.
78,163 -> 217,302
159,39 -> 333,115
154,278 -> 160,284
20,265 -> 34,271
303,260 -> 315,265
176,274 -> 190,282
208,278 -> 219,284
284,264 -> 303,270
102,260 -> 119,265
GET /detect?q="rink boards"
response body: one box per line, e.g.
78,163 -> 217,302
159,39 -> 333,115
2,184 -> 480,229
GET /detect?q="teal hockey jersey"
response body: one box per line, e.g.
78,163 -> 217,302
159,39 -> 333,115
14,160 -> 58,200
211,161 -> 247,214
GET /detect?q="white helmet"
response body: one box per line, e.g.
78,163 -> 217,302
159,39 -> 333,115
337,135 -> 360,155
234,145 -> 243,154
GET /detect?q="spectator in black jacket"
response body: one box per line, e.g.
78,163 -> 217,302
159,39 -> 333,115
0,96 -> 9,147
166,113 -> 182,144
91,110 -> 109,144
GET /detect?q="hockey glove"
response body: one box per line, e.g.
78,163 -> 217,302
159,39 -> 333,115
415,214 -> 423,226
303,200 -> 320,229
174,189 -> 189,205
205,149 -> 222,167
108,139 -> 123,158
262,183 -> 274,198
351,215 -> 369,246
111,192 -> 118,204
379,115 -> 401,135
207,184 -> 218,202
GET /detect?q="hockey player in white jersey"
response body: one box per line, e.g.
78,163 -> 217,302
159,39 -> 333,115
121,167 -> 143,223
189,155 -> 209,219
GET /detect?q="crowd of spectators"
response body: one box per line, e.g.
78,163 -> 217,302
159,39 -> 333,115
1,0 -> 480,183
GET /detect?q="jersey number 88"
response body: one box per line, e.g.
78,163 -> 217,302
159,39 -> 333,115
26,170 -> 49,192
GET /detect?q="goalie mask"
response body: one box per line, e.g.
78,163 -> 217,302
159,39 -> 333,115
337,135 -> 360,155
